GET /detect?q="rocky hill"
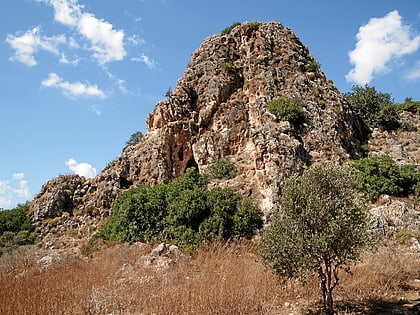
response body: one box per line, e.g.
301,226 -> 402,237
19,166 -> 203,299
30,21 -> 417,248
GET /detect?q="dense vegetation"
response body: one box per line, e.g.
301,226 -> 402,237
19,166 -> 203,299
266,96 -> 306,125
345,84 -> 405,131
353,155 -> 419,200
0,202 -> 38,255
260,164 -> 370,315
206,157 -> 237,179
100,168 -> 262,249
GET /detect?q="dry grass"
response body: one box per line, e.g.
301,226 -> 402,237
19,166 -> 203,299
0,242 -> 419,315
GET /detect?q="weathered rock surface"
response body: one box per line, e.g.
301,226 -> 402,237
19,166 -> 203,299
31,21 -> 373,242
368,111 -> 420,165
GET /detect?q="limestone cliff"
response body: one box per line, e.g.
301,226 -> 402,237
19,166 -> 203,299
31,21 -> 368,241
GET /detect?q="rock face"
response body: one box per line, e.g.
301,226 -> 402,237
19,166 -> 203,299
31,22 -> 367,237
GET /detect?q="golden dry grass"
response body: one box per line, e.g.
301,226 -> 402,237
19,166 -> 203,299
0,242 -> 419,315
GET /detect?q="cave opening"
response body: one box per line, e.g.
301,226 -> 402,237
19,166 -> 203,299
119,177 -> 132,189
178,146 -> 184,161
185,158 -> 199,172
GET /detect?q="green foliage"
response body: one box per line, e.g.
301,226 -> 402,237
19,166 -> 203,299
100,168 -> 263,249
221,62 -> 237,74
124,131 -> 144,150
0,203 -> 38,255
396,97 -> 420,113
221,22 -> 241,35
304,60 -> 321,73
353,156 -> 419,200
266,96 -> 306,125
0,203 -> 33,234
345,84 -> 400,130
259,164 -> 370,314
207,158 -> 236,179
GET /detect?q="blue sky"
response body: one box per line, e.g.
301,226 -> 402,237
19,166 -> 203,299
1,0 -> 419,209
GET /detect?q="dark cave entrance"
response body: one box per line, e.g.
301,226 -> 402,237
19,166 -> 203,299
185,157 -> 199,172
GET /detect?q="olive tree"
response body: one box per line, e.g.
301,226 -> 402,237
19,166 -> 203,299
259,164 -> 370,314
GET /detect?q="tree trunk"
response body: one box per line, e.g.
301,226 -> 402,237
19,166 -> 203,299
319,256 -> 339,315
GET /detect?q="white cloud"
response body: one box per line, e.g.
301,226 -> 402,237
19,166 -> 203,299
42,72 -> 105,98
346,10 -> 420,84
131,53 -> 156,69
6,26 -> 65,66
78,13 -> 126,64
59,53 -> 79,65
43,0 -> 126,64
65,158 -> 97,178
127,34 -> 145,46
0,173 -> 32,209
13,173 -> 31,200
0,180 -> 12,209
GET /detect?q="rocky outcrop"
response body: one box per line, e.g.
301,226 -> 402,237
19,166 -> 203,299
31,21 -> 367,239
368,111 -> 420,165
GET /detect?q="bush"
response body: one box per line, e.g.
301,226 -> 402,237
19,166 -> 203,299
123,131 -> 143,150
259,164 -> 370,314
396,97 -> 420,113
304,60 -> 320,73
207,158 -> 236,179
345,85 -> 400,131
100,168 -> 263,249
266,96 -> 306,125
353,156 -> 419,200
221,22 -> 241,35
0,203 -> 37,255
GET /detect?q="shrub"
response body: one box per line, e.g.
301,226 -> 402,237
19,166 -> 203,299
221,62 -> 237,74
345,85 -> 400,131
259,164 -> 370,315
304,60 -> 320,73
0,203 -> 37,255
124,131 -> 144,150
396,97 -> 420,113
353,156 -> 419,200
100,168 -> 263,249
221,22 -> 241,35
266,96 -> 306,125
207,158 -> 236,179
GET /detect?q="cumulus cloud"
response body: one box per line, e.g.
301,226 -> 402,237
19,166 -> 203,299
131,53 -> 156,69
346,10 -> 420,84
0,173 -> 32,209
6,26 -> 65,66
65,158 -> 97,178
13,173 -> 31,200
43,0 -> 126,64
42,72 -> 105,98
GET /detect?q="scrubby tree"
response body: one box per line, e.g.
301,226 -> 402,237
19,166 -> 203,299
345,84 -> 399,130
259,164 -> 370,314
124,131 -> 144,150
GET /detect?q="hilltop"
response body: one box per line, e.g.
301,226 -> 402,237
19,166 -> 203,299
29,21 -> 371,246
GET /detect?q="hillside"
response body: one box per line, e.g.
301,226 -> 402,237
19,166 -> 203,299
1,21 -> 419,315
30,21 -> 371,248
